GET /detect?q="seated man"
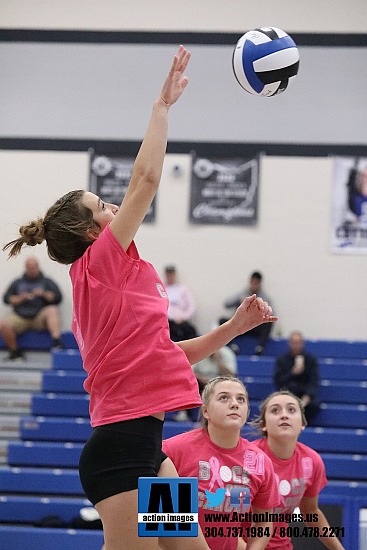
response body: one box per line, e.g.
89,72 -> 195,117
274,330 -> 320,424
163,264 -> 198,341
0,257 -> 63,360
221,270 -> 274,355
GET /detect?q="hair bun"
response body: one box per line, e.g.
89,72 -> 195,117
20,219 -> 45,246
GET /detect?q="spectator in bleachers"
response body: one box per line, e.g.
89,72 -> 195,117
250,390 -> 345,550
274,331 -> 320,424
0,257 -> 63,361
163,264 -> 198,341
221,271 -> 274,355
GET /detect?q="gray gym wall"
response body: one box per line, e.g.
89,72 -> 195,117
1,0 -> 366,340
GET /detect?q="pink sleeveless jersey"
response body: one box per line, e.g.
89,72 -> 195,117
69,224 -> 202,427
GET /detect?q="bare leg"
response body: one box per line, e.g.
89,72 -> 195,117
0,319 -> 18,351
95,489 -> 158,550
158,458 -> 209,550
42,305 -> 62,339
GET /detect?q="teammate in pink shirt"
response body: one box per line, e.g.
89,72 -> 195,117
163,377 -> 279,550
3,47 -> 277,550
250,391 -> 345,550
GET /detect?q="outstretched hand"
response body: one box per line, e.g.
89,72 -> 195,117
231,294 -> 278,336
159,45 -> 191,107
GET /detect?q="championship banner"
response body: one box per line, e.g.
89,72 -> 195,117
330,157 -> 367,254
89,153 -> 156,223
189,155 -> 259,226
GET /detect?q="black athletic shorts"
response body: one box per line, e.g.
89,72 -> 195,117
79,416 -> 168,505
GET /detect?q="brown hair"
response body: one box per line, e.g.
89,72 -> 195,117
250,390 -> 307,436
198,375 -> 250,428
3,190 -> 100,264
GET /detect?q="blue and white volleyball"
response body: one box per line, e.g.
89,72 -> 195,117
232,27 -> 299,97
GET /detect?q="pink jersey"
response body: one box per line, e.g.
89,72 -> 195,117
253,438 -> 328,549
163,428 -> 279,550
69,224 -> 202,427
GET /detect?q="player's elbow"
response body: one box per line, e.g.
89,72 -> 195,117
134,164 -> 161,192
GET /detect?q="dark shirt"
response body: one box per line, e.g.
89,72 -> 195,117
3,272 -> 62,319
274,351 -> 319,401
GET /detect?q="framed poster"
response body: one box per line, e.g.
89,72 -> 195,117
189,155 -> 259,226
330,157 -> 367,254
89,152 -> 156,223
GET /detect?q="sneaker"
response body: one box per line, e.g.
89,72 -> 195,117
6,349 -> 25,362
51,338 -> 64,350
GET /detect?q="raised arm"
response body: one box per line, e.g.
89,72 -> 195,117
110,45 -> 190,249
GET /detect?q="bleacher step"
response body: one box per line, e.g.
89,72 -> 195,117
0,494 -> 93,523
0,465 -> 83,495
0,371 -> 41,392
0,415 -> 20,439
0,351 -> 52,370
0,441 -> 8,463
0,392 -> 32,415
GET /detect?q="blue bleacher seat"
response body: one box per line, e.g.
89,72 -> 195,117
0,466 -> 83,495
52,349 -> 83,370
237,356 -> 367,381
298,427 -> 367,453
0,526 -> 103,550
42,371 -> 86,393
241,377 -> 367,404
248,400 -> 367,429
319,380 -> 367,404
7,438 -> 367,480
8,441 -> 83,468
239,425 -> 367,453
321,479 -> 367,497
163,421 -> 194,440
0,495 -> 91,523
315,403 -> 367,429
0,331 -> 78,351
232,336 -> 367,359
32,393 -> 90,417
20,416 -> 92,442
320,453 -> 367,480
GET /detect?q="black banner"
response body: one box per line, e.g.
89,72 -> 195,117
189,155 -> 259,225
89,152 -> 156,223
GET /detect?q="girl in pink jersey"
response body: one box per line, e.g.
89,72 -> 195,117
163,377 -> 279,550
3,47 -> 277,550
250,391 -> 345,550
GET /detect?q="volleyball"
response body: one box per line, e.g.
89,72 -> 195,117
232,27 -> 299,97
